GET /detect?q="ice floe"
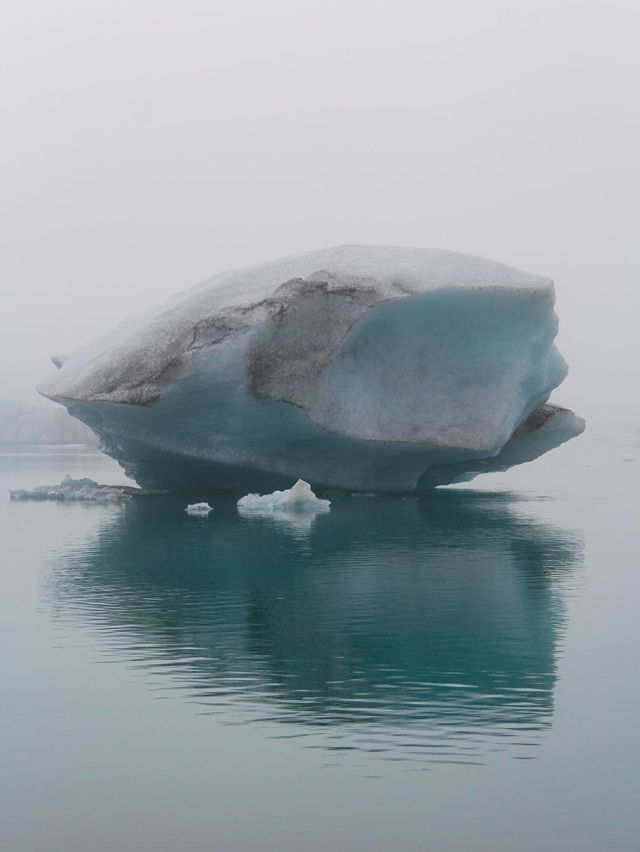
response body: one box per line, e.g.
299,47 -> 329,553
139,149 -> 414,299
238,479 -> 330,513
10,475 -> 132,503
237,480 -> 330,536
185,502 -> 214,516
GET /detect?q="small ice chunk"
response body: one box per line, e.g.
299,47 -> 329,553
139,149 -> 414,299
10,475 -> 130,503
237,480 -> 330,537
185,502 -> 213,516
237,479 -> 330,513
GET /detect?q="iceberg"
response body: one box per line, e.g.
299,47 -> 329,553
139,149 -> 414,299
38,245 -> 585,493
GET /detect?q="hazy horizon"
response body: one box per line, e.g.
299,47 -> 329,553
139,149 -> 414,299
2,0 -> 639,427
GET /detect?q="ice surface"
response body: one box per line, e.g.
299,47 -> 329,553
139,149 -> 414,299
10,475 -> 131,503
185,502 -> 213,516
38,245 -> 585,492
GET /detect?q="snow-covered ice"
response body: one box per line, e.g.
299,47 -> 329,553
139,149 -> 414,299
10,475 -> 131,503
185,502 -> 213,516
38,245 -> 585,492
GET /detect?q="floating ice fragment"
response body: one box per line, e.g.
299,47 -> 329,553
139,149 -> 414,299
185,502 -> 214,516
237,480 -> 330,537
238,479 -> 330,513
10,475 -> 132,503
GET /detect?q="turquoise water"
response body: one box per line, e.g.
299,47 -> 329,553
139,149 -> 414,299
0,441 -> 638,851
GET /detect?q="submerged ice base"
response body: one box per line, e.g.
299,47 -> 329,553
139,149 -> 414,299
38,246 -> 585,493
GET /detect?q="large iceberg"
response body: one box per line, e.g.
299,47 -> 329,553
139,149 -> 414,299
39,245 -> 584,493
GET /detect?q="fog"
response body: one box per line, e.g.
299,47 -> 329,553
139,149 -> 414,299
1,0 -> 638,427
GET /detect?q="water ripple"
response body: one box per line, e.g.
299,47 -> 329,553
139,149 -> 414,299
43,491 -> 583,767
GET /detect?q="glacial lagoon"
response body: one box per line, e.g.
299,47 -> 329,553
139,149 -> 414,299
0,437 -> 638,851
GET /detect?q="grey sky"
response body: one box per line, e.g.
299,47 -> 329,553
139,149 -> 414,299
1,0 -> 638,425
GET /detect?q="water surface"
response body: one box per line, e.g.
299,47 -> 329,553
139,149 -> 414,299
0,441 -> 638,851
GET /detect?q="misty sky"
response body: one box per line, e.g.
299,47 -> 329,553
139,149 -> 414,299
1,0 -> 638,425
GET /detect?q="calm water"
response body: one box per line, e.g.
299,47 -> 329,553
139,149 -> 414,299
0,438 -> 638,851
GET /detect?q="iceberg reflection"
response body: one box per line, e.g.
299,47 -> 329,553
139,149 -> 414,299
47,491 -> 582,764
